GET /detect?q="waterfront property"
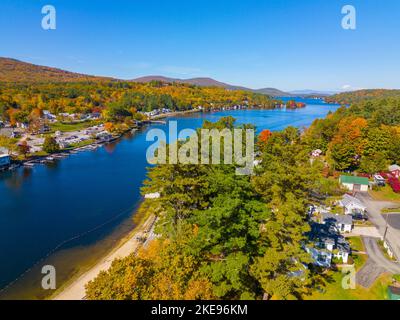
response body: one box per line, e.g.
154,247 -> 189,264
340,175 -> 370,192
0,153 -> 11,170
0,101 -> 341,296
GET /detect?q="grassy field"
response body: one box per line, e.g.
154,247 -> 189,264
50,121 -> 99,132
370,185 -> 400,202
305,271 -> 391,300
66,139 -> 96,149
348,236 -> 365,252
348,236 -> 368,271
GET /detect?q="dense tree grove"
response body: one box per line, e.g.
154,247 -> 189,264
0,81 -> 276,125
325,89 -> 400,105
303,98 -> 400,173
86,118 -> 329,300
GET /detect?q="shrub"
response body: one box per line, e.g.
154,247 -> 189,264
388,177 -> 400,193
42,136 -> 60,154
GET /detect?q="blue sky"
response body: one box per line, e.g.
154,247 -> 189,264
0,0 -> 399,91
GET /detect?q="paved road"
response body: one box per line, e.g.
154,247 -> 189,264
356,237 -> 400,288
382,214 -> 400,230
362,237 -> 400,273
355,193 -> 400,261
356,259 -> 386,288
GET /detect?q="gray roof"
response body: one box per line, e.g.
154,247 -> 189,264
322,212 -> 353,225
308,223 -> 351,253
340,194 -> 366,209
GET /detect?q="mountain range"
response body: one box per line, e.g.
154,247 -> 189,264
0,57 -> 335,97
132,75 -> 291,96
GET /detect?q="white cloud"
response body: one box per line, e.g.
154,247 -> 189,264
340,84 -> 364,92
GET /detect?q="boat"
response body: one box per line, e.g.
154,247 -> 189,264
23,162 -> 35,167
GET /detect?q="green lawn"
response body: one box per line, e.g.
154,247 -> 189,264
65,139 -> 96,150
305,271 -> 390,300
50,121 -> 99,132
305,235 -> 390,300
348,236 -> 365,252
370,185 -> 400,202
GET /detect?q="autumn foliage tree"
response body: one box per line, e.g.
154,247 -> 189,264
258,129 -> 272,145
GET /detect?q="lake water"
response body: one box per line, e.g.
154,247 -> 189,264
0,98 -> 339,299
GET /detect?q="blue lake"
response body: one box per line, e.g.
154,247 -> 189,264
0,98 -> 339,298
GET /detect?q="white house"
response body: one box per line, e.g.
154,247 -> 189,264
144,192 -> 160,199
307,223 -> 351,267
43,110 -> 57,121
339,194 -> 367,216
311,149 -> 323,157
340,175 -> 369,192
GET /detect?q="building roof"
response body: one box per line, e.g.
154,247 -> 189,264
308,223 -> 351,253
340,194 -> 366,209
389,164 -> 400,172
340,175 -> 369,185
322,212 -> 353,225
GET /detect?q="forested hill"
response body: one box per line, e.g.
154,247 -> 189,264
0,58 -> 112,83
325,89 -> 400,104
0,58 -> 290,96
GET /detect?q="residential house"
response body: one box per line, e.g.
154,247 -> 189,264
0,153 -> 11,170
96,131 -> 112,142
340,175 -> 369,192
339,194 -> 367,217
38,125 -> 51,134
306,222 -> 351,267
389,164 -> 400,179
144,192 -> 160,199
16,122 -> 29,129
43,110 -> 57,121
321,212 -> 353,233
311,149 -> 323,157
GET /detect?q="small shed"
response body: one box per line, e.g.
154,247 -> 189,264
340,175 -> 369,192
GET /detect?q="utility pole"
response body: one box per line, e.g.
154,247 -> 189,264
383,213 -> 390,242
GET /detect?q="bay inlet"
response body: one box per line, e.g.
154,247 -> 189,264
0,98 -> 339,299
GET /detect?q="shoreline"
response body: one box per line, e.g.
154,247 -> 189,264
52,213 -> 157,300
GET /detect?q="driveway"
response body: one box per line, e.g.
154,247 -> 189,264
356,237 -> 400,288
355,192 -> 400,262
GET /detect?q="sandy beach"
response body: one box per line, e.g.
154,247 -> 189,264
53,215 -> 157,300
